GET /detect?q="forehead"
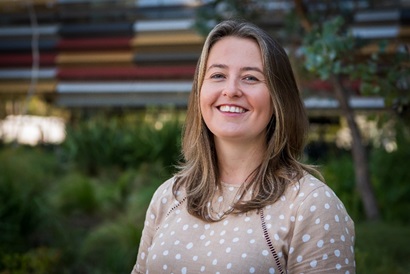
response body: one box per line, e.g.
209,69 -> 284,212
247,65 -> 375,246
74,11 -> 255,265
206,36 -> 263,66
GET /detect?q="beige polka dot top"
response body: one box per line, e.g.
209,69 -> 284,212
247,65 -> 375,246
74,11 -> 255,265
132,174 -> 355,274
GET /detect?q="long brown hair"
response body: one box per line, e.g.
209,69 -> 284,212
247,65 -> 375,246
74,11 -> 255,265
173,20 -> 320,221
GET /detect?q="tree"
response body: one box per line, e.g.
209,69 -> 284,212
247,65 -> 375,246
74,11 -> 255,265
194,0 -> 409,221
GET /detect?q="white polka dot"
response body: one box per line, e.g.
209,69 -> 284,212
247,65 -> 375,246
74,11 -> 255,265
212,259 -> 218,265
335,250 -> 341,257
325,191 -> 331,197
274,234 -> 280,240
176,217 -> 182,222
233,237 -> 239,242
313,192 -> 319,197
200,235 -> 205,240
298,192 -> 305,197
210,230 -> 215,236
218,196 -> 223,202
175,254 -> 181,260
269,267 -> 275,274
226,247 -> 231,253
193,224 -> 199,228
266,214 -> 272,220
298,215 -> 304,221
183,224 -> 189,230
249,267 -> 255,273
297,255 -> 303,262
315,218 -> 320,224
317,240 -> 324,247
262,250 -> 269,256
290,216 -> 296,222
150,214 -> 155,219
310,205 -> 317,212
141,252 -> 145,259
289,247 -> 294,254
205,240 -> 211,246
310,260 -> 317,267
227,263 -> 232,269
242,253 -> 247,258
335,215 -> 340,222
204,224 -> 210,229
302,234 -> 311,242
289,203 -> 294,209
324,203 -> 330,209
330,238 -> 335,243
223,220 -> 229,226
219,239 -> 225,244
324,224 -> 329,230
234,227 -> 239,231
181,267 -> 187,274
193,255 -> 198,261
336,264 -> 341,270
247,229 -> 253,234
163,264 -> 167,270
279,214 -> 285,219
161,197 -> 167,204
176,209 -> 181,214
245,217 -> 251,222
207,251 -> 212,257
345,258 -> 349,264
200,266 -> 205,272
323,254 -> 328,260
152,254 -> 157,260
186,242 -> 193,249
341,235 -> 346,242
250,239 -> 256,244
163,250 -> 169,256
267,223 -> 272,229
220,230 -> 226,236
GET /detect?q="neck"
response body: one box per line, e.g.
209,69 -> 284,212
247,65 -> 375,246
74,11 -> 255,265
215,138 -> 266,186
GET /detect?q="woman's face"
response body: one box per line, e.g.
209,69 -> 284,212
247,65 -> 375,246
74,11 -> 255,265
200,36 -> 273,144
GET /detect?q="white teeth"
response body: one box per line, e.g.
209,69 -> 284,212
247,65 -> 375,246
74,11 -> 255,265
219,105 -> 245,113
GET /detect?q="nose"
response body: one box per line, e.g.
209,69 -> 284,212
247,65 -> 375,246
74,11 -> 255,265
223,78 -> 242,98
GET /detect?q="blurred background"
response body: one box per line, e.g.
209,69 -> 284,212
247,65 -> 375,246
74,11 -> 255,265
0,0 -> 409,273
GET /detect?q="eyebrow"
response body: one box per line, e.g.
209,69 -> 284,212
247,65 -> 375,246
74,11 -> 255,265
207,63 -> 264,74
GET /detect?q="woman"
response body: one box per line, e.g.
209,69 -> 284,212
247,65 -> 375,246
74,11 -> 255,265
132,20 -> 355,274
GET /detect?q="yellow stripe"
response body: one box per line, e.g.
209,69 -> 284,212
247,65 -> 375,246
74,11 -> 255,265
56,51 -> 134,65
0,81 -> 56,94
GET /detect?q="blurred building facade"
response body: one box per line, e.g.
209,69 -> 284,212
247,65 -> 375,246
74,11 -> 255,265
0,0 -> 409,115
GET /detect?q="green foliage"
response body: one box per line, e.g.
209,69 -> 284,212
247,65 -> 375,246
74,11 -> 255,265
1,247 -> 61,274
370,125 -> 410,224
302,16 -> 356,80
355,222 -> 410,274
194,0 -> 266,35
61,112 -> 182,175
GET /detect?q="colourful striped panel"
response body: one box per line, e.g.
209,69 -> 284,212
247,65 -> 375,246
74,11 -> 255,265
57,65 -> 196,80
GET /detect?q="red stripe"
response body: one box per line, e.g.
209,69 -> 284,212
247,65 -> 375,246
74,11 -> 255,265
57,65 -> 196,80
0,53 -> 57,67
58,37 -> 132,50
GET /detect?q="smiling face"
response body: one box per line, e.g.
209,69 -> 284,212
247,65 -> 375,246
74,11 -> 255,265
200,36 -> 273,145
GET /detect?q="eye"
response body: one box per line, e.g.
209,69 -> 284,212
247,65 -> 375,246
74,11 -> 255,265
210,73 -> 225,80
243,75 -> 259,82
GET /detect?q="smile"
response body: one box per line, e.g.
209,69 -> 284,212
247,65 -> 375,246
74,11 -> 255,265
218,105 -> 247,113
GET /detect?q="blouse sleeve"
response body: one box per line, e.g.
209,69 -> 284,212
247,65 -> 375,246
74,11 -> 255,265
287,185 -> 356,273
130,178 -> 175,274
